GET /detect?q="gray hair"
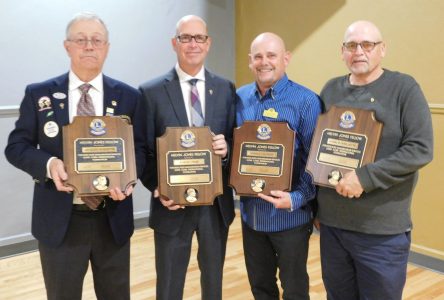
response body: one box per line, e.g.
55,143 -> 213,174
175,15 -> 207,36
65,12 -> 109,40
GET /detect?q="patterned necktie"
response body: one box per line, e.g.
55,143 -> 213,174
189,79 -> 204,127
76,83 -> 103,209
77,83 -> 95,116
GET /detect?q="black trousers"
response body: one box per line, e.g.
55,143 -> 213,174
39,209 -> 130,300
242,221 -> 312,300
154,205 -> 229,300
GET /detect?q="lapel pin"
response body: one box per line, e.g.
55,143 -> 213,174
38,96 -> 52,111
59,103 -> 65,109
52,92 -> 67,99
106,107 -> 115,116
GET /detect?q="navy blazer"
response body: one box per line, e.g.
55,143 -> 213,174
5,73 -> 145,247
139,68 -> 236,236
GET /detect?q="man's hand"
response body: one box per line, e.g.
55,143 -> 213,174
258,190 -> 292,209
109,185 -> 134,201
212,134 -> 228,158
154,188 -> 184,210
49,158 -> 74,192
313,218 -> 320,231
336,170 -> 364,199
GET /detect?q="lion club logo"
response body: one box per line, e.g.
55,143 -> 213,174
180,130 -> 196,148
339,111 -> 356,129
89,118 -> 107,136
256,123 -> 272,140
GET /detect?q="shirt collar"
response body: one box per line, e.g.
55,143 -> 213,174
68,71 -> 104,93
254,73 -> 289,99
175,63 -> 206,83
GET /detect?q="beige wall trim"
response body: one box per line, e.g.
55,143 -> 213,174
411,243 -> 444,261
0,105 -> 19,118
430,103 -> 444,114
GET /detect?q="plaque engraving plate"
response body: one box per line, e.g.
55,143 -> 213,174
166,150 -> 212,185
238,142 -> 284,176
229,121 -> 295,196
157,127 -> 222,206
63,116 -> 137,196
306,106 -> 383,188
74,138 -> 125,172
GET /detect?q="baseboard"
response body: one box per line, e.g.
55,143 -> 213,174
409,251 -> 444,274
134,216 -> 149,229
2,213 -> 443,275
0,217 -> 150,260
0,239 -> 38,259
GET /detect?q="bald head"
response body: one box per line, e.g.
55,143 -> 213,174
249,32 -> 290,95
344,20 -> 383,43
250,32 -> 287,53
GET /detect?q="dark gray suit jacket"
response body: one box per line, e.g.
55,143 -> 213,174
139,68 -> 236,235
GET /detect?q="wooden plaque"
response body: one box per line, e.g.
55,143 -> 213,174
229,121 -> 295,196
306,106 -> 383,188
157,127 -> 223,206
63,116 -> 137,196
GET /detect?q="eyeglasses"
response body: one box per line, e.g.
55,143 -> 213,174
343,41 -> 382,52
176,34 -> 209,43
68,37 -> 108,48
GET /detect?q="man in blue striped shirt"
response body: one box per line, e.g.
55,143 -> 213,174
236,32 -> 321,300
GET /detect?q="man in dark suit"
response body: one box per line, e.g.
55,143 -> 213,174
139,15 -> 236,300
4,12 -> 144,300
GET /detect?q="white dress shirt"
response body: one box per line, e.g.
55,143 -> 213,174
68,71 -> 104,122
175,63 -> 206,126
47,71 -> 104,204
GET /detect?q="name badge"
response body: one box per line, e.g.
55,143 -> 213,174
43,121 -> 59,138
263,108 -> 278,119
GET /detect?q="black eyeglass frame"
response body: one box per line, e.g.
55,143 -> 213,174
176,34 -> 209,43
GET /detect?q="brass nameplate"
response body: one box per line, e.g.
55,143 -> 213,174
74,138 -> 125,173
238,142 -> 284,176
316,129 -> 367,170
166,150 -> 213,185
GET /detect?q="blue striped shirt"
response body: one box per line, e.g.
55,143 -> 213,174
236,74 -> 321,232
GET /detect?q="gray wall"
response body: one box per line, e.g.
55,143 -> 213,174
0,0 -> 235,247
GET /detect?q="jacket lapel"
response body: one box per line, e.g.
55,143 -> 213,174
203,70 -> 216,127
50,73 -> 70,126
103,75 -> 121,116
164,69 -> 189,126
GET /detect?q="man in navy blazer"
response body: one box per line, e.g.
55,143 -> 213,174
5,12 -> 144,300
139,15 -> 236,300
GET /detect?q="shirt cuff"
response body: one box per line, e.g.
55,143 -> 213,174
46,157 -> 57,179
287,192 -> 296,212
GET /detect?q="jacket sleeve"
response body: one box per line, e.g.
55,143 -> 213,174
5,85 -> 53,184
